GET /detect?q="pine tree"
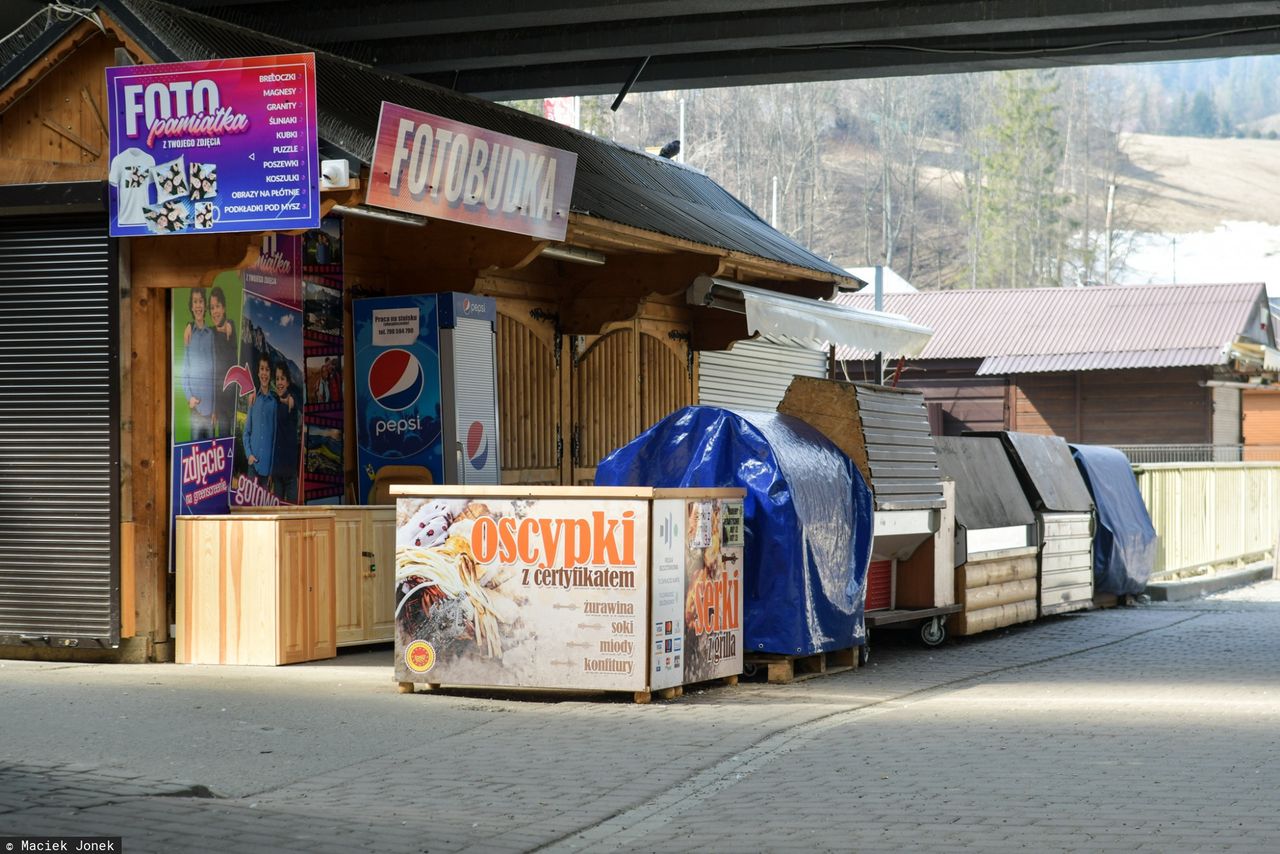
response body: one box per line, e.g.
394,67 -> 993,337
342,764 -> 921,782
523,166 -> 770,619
974,72 -> 1069,288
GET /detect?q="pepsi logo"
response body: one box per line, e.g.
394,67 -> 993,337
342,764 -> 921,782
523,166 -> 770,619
368,349 -> 424,411
466,420 -> 489,470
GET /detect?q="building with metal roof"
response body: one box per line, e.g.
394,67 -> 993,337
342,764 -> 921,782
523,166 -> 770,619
832,283 -> 1278,460
834,283 -> 1271,372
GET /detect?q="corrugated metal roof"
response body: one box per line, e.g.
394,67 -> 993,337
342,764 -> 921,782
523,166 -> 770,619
834,282 -> 1268,371
977,348 -> 1226,375
67,0 -> 846,280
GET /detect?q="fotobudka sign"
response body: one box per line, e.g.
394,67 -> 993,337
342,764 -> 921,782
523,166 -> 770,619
366,102 -> 578,241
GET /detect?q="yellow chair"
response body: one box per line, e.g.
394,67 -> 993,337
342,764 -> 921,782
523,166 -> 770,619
370,465 -> 434,505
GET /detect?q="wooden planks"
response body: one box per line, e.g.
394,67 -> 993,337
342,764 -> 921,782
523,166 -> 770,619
496,305 -> 561,485
952,548 -> 1038,637
778,377 -> 944,510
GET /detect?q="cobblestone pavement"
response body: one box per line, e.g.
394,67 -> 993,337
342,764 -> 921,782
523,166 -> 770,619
4,582 -> 1279,853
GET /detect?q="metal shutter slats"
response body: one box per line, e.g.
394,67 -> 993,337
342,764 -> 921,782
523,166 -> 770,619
0,215 -> 118,648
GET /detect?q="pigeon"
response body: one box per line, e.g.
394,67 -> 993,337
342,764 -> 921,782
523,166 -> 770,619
658,139 -> 680,159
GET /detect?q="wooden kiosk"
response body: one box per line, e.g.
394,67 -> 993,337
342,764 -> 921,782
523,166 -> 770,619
0,6 -> 855,661
389,485 -> 745,703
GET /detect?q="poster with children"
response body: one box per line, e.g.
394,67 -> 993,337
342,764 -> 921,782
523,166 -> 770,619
230,234 -> 305,507
170,270 -> 245,518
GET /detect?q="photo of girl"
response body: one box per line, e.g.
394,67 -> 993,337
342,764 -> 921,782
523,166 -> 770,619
241,354 -> 277,486
188,162 -> 217,201
180,288 -> 215,441
143,200 -> 190,234
152,156 -> 189,202
208,285 -> 238,437
194,202 -> 217,230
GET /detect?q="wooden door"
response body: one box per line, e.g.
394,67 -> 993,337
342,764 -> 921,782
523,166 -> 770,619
570,319 -> 694,485
1243,390 -> 1280,461
332,511 -> 366,646
364,509 -> 397,642
277,519 -> 309,664
571,323 -> 637,485
496,302 -> 563,484
638,321 -> 693,433
307,517 -> 337,659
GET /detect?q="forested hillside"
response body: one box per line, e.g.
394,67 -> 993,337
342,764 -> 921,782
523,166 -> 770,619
521,56 -> 1280,290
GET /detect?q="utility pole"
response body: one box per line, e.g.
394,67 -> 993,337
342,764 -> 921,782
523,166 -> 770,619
677,98 -> 685,164
770,175 -> 778,228
1103,182 -> 1116,286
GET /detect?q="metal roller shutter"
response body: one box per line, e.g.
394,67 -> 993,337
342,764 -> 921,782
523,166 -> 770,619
0,215 -> 118,648
698,339 -> 827,410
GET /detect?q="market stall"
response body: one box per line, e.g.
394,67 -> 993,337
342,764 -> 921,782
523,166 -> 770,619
1070,444 -> 1157,598
595,406 -> 873,662
0,4 -> 929,663
934,436 -> 1039,636
971,431 -> 1096,617
776,378 -> 953,645
391,485 -> 744,702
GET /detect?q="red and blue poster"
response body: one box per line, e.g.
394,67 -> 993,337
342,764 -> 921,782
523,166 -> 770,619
106,53 -> 319,237
303,217 -> 346,504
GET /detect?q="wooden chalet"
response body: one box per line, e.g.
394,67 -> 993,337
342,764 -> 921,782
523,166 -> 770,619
834,283 -> 1278,457
0,0 -> 909,660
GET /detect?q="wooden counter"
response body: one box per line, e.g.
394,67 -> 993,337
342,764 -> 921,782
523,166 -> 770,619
176,513 -> 337,665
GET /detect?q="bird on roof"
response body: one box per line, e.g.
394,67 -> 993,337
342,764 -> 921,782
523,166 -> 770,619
658,139 -> 680,159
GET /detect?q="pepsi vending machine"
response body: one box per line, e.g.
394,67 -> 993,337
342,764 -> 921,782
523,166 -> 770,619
352,293 -> 500,502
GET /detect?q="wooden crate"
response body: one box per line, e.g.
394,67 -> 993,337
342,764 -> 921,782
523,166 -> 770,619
176,514 -> 337,665
235,506 -> 395,647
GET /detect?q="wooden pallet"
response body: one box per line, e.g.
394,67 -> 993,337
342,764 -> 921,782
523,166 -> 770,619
634,674 -> 740,703
399,675 -> 740,704
744,647 -> 859,684
1091,593 -> 1120,609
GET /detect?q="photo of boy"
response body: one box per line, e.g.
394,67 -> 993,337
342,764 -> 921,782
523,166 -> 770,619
242,354 -> 277,486
272,362 -> 301,503
234,289 -> 304,506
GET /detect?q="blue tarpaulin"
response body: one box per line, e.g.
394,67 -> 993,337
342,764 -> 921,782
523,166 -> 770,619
1069,444 -> 1156,596
595,406 -> 874,655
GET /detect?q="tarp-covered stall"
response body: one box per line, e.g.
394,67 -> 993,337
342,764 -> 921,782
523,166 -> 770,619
595,406 -> 874,656
970,431 -> 1096,617
935,437 -> 1039,636
1069,444 -> 1156,596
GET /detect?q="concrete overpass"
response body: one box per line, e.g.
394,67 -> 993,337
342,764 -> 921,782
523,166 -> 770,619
172,1 -> 1280,99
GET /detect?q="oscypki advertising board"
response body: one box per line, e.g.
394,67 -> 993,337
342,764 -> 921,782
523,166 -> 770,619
393,488 -> 745,694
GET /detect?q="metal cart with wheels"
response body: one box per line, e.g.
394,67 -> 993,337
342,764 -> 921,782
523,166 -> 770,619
864,603 -> 963,650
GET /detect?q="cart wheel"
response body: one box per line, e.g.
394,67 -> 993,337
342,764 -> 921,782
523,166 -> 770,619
920,616 -> 946,647
858,640 -> 871,666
